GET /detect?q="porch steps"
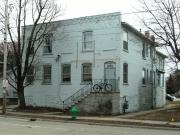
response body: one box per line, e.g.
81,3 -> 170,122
63,92 -> 91,112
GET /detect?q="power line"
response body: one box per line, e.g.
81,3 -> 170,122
121,9 -> 160,15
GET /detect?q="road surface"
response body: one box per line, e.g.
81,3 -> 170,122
0,116 -> 179,135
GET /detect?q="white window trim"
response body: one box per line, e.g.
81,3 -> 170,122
42,64 -> 52,84
61,64 -> 71,83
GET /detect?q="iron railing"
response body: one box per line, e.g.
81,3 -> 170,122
62,79 -> 119,110
63,83 -> 92,110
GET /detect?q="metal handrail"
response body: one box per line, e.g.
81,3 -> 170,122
63,82 -> 92,110
62,79 -> 119,110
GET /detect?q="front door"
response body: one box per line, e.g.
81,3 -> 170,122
104,62 -> 116,91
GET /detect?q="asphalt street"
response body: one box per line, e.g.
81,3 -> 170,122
0,116 -> 179,135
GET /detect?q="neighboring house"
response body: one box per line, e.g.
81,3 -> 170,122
0,42 -> 17,100
0,62 -> 17,99
23,12 -> 166,114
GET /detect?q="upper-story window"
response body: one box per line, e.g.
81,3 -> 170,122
146,44 -> 149,57
82,63 -> 92,82
142,68 -> 146,84
27,38 -> 35,55
43,33 -> 53,54
123,63 -> 128,83
142,43 -> 145,58
83,31 -> 93,51
123,30 -> 128,51
150,46 -> 154,59
62,64 -> 71,83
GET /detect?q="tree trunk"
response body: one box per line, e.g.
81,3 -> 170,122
17,86 -> 26,108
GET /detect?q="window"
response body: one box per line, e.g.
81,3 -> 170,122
157,73 -> 160,86
150,46 -> 154,59
146,44 -> 149,57
26,66 -> 34,83
83,31 -> 93,51
62,64 -> 71,83
142,68 -> 146,84
123,30 -> 128,51
123,63 -> 128,83
142,43 -> 145,58
43,65 -> 52,83
146,69 -> 149,81
43,33 -> 53,54
162,74 -> 164,87
150,70 -> 153,82
27,38 -> 35,55
153,71 -> 156,85
82,63 -> 92,82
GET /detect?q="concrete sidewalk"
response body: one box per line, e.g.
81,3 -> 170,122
0,111 -> 179,129
1,104 -> 180,129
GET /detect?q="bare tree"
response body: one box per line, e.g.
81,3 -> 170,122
139,0 -> 180,69
0,0 -> 60,108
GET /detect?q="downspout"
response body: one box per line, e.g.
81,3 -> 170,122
153,47 -> 157,109
56,54 -> 61,107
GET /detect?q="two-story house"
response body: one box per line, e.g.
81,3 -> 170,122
21,12 -> 166,114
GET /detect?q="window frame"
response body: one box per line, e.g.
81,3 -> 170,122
146,69 -> 149,81
142,68 -> 146,84
26,66 -> 35,84
82,31 -> 94,51
82,63 -> 92,83
123,30 -> 128,51
142,42 -> 146,59
27,38 -> 35,55
123,63 -> 128,84
61,64 -> 71,83
42,64 -> 52,84
43,33 -> 53,55
146,44 -> 149,57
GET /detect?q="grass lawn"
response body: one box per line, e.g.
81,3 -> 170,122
130,101 -> 180,122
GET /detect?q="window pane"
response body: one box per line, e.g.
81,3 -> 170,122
142,68 -> 146,84
83,31 -> 93,50
146,44 -> 148,57
26,66 -> 34,83
123,31 -> 128,50
123,31 -> 128,41
62,64 -> 71,82
43,65 -> 51,83
82,63 -> 92,82
142,43 -> 145,58
43,33 -> 53,54
123,63 -> 128,83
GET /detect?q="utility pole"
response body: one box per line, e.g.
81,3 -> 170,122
2,0 -> 8,114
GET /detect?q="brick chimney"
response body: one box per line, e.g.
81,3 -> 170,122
150,35 -> 155,42
145,31 -> 150,38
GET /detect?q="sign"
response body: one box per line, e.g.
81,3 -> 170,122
2,79 -> 8,88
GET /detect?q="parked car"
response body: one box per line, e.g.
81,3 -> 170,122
166,94 -> 176,101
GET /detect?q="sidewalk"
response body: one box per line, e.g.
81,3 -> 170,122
1,104 -> 180,129
0,111 -> 179,129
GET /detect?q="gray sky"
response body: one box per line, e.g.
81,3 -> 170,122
56,0 -> 144,30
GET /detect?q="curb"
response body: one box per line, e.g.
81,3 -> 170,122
1,112 -> 180,130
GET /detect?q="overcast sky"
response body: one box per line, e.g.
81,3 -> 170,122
56,0 -> 144,30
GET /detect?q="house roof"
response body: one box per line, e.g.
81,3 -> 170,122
156,50 -> 168,58
121,22 -> 159,46
23,12 -> 121,28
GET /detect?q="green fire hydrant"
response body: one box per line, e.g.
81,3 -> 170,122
70,106 -> 78,120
